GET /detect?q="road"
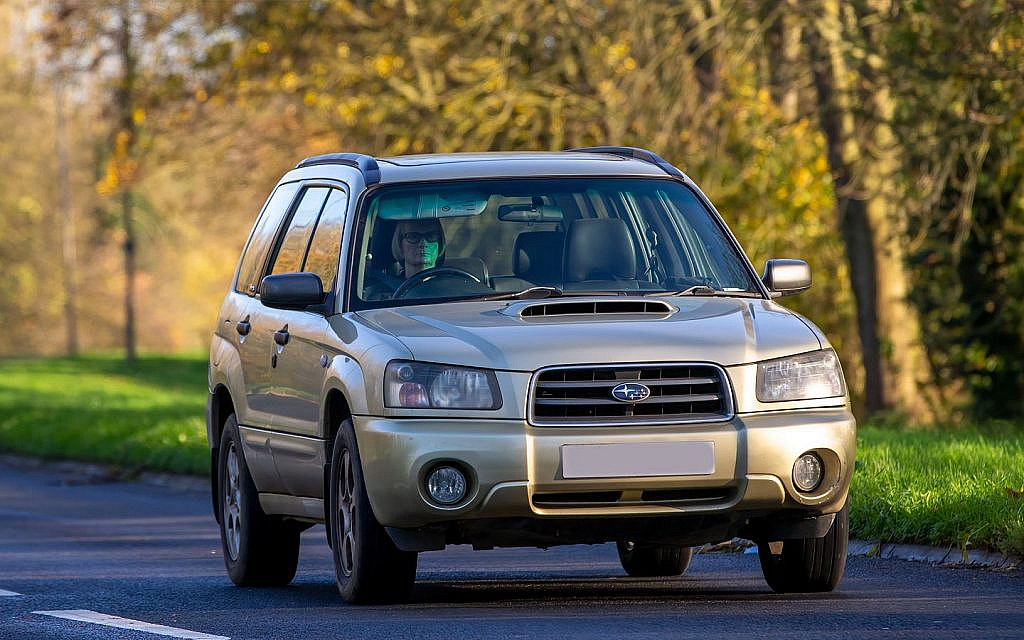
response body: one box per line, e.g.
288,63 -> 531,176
1,461 -> 1021,640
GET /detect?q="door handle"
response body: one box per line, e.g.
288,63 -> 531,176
274,326 -> 290,346
235,317 -> 251,336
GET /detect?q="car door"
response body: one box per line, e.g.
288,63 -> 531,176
262,185 -> 350,497
231,182 -> 301,430
228,181 -> 301,494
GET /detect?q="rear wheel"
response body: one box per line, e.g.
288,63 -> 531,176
328,419 -> 417,603
616,541 -> 694,577
218,416 -> 301,586
757,501 -> 849,593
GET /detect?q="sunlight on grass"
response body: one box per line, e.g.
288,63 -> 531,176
852,426 -> 1024,556
0,355 -> 209,474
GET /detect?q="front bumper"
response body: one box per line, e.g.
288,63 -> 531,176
354,408 -> 855,529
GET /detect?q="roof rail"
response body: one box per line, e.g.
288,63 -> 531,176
295,152 -> 381,185
567,146 -> 683,178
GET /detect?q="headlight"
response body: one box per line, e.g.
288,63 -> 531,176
384,360 -> 502,410
756,349 -> 845,402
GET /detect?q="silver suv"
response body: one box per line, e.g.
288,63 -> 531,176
207,147 -> 855,603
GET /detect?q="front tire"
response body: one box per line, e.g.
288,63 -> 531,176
218,416 -> 301,586
616,541 -> 694,577
328,419 -> 417,603
757,501 -> 849,593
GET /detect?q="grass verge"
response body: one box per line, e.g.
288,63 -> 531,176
852,424 -> 1024,557
0,355 -> 208,475
1,355 -> 1022,556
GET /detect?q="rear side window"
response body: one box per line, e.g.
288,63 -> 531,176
303,188 -> 348,290
270,187 -> 330,275
235,183 -> 300,294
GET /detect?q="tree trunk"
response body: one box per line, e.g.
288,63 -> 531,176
54,70 -> 78,356
117,0 -> 137,364
804,0 -> 940,421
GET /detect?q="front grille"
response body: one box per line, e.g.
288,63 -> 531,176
531,363 -> 731,425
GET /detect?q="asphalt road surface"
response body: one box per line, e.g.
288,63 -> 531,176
1,461 -> 1021,640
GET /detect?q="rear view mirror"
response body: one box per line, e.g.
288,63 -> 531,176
762,259 -> 811,297
260,272 -> 325,308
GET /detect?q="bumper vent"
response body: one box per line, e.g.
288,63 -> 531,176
530,363 -> 731,426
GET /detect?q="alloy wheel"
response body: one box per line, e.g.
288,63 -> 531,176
223,442 -> 242,561
336,449 -> 356,576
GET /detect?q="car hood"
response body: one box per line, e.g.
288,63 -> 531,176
355,297 -> 823,371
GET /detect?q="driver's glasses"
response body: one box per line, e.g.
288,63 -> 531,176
401,231 -> 439,244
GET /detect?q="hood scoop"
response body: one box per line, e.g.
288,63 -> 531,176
510,299 -> 676,318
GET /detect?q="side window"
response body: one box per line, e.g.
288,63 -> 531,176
235,183 -> 301,294
269,187 -> 330,275
302,188 -> 348,290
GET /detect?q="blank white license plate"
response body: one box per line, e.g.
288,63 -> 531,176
561,441 -> 715,479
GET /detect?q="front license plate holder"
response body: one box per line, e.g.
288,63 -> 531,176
561,441 -> 715,479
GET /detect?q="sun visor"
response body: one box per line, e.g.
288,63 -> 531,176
377,191 -> 488,219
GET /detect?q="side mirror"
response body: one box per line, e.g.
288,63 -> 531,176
762,259 -> 811,297
260,272 -> 325,309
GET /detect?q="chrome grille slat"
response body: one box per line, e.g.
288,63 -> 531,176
536,377 -> 716,389
530,363 -> 731,426
535,393 -> 720,406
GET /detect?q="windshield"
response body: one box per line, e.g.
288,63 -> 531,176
351,178 -> 762,308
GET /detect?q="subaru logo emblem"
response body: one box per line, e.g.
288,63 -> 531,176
610,382 -> 651,403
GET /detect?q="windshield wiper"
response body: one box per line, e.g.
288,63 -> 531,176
480,286 -> 565,301
651,286 -> 763,298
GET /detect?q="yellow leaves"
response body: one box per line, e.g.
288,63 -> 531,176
132,108 -> 145,125
281,71 -> 300,91
336,43 -> 350,58
256,41 -> 270,54
96,158 -> 119,196
96,130 -> 138,196
15,196 -> 41,221
371,54 -> 405,78
604,42 -> 635,74
335,99 -> 360,126
469,57 -> 501,73
194,87 -> 208,103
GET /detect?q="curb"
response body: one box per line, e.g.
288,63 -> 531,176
3,454 -> 1020,571
846,539 -> 1021,571
0,454 -> 207,493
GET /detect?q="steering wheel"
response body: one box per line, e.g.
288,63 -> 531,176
392,266 -> 482,299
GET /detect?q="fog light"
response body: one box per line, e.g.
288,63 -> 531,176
425,465 -> 467,505
793,452 -> 824,492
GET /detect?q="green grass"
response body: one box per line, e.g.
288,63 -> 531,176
852,425 -> 1024,557
1,355 -> 1022,556
0,354 -> 209,474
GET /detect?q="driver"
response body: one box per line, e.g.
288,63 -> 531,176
362,218 -> 447,300
392,218 -> 445,278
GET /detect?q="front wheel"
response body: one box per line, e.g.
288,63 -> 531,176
757,501 -> 849,593
328,419 -> 417,603
616,541 -> 694,577
218,416 -> 301,586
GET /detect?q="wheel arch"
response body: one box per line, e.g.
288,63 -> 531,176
321,386 -> 353,545
208,383 -> 236,524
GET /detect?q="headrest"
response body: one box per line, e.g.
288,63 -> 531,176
513,231 -> 565,283
564,218 -> 636,282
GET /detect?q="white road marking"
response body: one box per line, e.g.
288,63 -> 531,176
33,610 -> 229,640
0,589 -> 21,596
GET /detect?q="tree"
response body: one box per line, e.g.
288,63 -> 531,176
42,0 -> 216,363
